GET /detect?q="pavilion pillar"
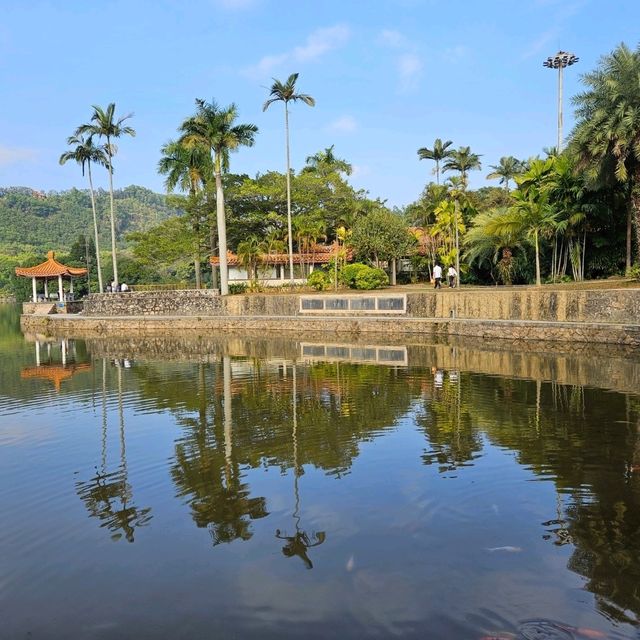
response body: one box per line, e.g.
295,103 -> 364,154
70,278 -> 74,295
31,277 -> 37,303
280,265 -> 285,281
35,340 -> 41,366
61,339 -> 67,366
58,275 -> 63,302
44,279 -> 49,299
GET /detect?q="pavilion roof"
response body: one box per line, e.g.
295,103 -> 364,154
210,244 -> 351,266
21,363 -> 92,392
15,251 -> 88,278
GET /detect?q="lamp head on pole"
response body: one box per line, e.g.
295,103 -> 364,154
543,51 -> 579,69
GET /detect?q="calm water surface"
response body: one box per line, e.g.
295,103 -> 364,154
1,305 -> 640,640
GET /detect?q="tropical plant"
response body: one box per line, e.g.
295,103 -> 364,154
158,139 -> 212,288
417,138 -> 454,185
263,72 -> 315,283
180,99 -> 258,295
307,269 -> 332,291
486,156 -> 524,192
443,146 -> 482,189
303,145 -> 352,176
236,235 -> 263,287
77,103 -> 135,287
59,134 -> 108,292
571,42 -> 640,270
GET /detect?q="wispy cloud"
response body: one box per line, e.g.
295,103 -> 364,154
245,24 -> 350,77
0,145 -> 37,167
378,29 -> 423,92
327,115 -> 357,133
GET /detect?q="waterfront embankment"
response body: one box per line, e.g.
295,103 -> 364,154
19,285 -> 640,346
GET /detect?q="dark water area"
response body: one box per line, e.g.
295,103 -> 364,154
1,305 -> 640,640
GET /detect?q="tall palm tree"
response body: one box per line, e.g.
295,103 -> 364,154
443,146 -> 482,189
303,145 -> 352,176
486,156 -> 524,192
180,99 -> 258,295
263,73 -> 315,283
417,138 -> 454,185
77,103 -> 135,287
571,42 -> 640,270
59,134 -> 108,293
158,140 -> 212,288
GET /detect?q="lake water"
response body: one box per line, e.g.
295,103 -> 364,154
1,304 -> 640,640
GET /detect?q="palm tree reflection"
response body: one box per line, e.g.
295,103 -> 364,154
76,359 -> 151,542
275,360 -> 326,568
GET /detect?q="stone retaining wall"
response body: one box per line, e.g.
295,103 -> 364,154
82,288 -> 640,324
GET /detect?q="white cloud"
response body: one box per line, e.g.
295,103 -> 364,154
351,164 -> 371,179
398,53 -> 423,91
0,145 -> 37,167
245,24 -> 350,77
327,115 -> 357,133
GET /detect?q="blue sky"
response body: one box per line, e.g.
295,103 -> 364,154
1,0 -> 639,207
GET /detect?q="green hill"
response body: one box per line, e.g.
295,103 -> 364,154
0,185 -> 176,253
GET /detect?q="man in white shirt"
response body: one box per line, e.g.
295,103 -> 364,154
433,263 -> 443,289
447,266 -> 457,288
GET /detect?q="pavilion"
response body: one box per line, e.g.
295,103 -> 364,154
15,251 -> 87,303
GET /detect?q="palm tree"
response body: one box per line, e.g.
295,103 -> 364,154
77,103 -> 135,287
180,99 -> 258,295
571,42 -> 640,270
263,73 -> 316,283
443,146 -> 482,189
417,138 -> 454,185
303,145 -> 352,176
59,134 -> 108,292
158,140 -> 212,288
237,235 -> 262,286
486,156 -> 524,192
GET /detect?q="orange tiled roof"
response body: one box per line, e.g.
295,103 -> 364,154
15,251 -> 88,278
210,244 -> 351,266
21,363 -> 92,391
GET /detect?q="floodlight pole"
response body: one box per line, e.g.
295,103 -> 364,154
543,51 -> 578,153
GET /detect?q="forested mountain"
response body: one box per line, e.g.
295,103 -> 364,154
0,185 -> 177,253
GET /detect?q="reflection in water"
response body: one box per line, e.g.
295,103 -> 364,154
3,313 -> 640,638
275,362 -> 326,569
76,359 -> 151,542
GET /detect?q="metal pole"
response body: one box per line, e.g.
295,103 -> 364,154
557,65 -> 564,153
454,199 -> 461,288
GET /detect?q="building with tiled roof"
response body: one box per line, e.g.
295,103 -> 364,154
15,251 -> 87,303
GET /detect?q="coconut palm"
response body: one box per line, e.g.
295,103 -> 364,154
263,73 -> 316,283
417,138 -> 454,185
486,156 -> 524,192
180,99 -> 258,295
59,134 -> 108,292
77,103 -> 135,287
303,145 -> 352,176
571,42 -> 640,270
158,140 -> 212,288
443,146 -> 482,189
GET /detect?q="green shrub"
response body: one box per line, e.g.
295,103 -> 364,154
307,269 -> 332,291
228,282 -> 248,295
628,264 -> 640,280
339,263 -> 388,290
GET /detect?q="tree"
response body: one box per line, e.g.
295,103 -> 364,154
158,140 -> 212,288
443,146 -> 482,189
303,145 -> 352,176
180,100 -> 258,295
571,42 -> 640,270
263,72 -> 315,283
486,156 -> 524,192
59,134 -> 108,292
236,235 -> 262,286
77,103 -> 135,287
417,138 -> 454,185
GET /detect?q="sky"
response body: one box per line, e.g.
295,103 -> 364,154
1,0 -> 639,208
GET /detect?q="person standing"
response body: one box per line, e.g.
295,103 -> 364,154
433,263 -> 443,289
447,265 -> 457,288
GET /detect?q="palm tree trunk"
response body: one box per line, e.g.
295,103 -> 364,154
535,228 -> 541,286
214,155 -> 229,296
454,199 -> 461,287
627,201 -> 633,272
106,141 -> 118,286
87,162 -> 104,293
285,103 -> 294,284
210,223 -> 218,290
436,160 -> 440,185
